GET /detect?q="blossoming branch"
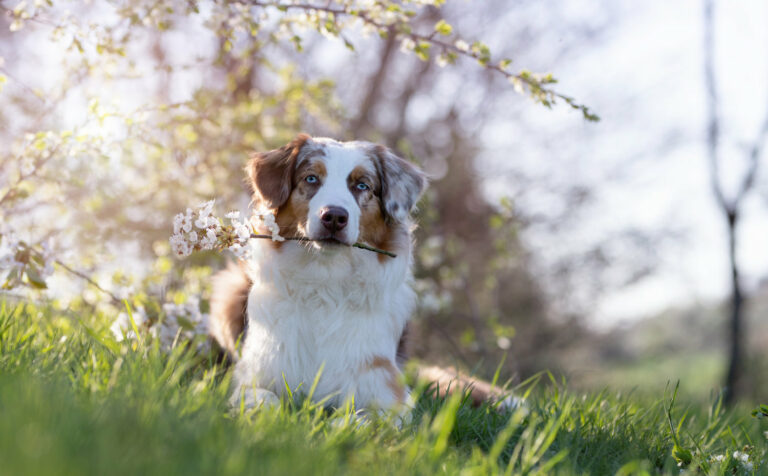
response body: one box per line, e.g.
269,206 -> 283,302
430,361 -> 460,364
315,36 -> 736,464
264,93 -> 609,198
170,199 -> 283,260
170,200 -> 396,259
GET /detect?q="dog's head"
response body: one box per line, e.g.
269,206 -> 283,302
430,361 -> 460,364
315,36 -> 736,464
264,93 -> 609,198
246,134 -> 426,252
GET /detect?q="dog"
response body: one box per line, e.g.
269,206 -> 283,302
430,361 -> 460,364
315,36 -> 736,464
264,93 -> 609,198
210,134 -> 509,413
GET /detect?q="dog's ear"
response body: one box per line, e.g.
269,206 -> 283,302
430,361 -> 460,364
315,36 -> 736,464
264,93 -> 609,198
246,134 -> 310,209
372,145 -> 427,223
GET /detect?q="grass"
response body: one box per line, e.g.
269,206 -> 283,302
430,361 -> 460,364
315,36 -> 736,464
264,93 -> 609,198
0,300 -> 766,475
571,351 -> 726,403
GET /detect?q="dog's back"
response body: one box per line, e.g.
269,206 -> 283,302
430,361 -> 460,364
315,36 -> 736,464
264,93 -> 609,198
209,261 -> 250,360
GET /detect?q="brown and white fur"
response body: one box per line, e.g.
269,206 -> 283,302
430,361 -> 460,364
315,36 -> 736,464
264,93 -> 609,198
210,134 -> 511,413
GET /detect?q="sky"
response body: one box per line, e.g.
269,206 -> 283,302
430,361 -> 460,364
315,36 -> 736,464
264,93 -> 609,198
485,0 -> 768,326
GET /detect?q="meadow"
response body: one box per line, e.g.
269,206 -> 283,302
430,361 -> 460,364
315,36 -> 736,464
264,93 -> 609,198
1,300 -> 766,475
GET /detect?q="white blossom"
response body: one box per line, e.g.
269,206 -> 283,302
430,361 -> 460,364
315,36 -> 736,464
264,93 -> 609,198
170,201 -> 283,261
200,228 -> 218,250
733,451 -> 753,472
110,306 -> 149,342
234,223 -> 251,241
0,233 -> 20,270
172,213 -> 184,235
254,208 -> 284,242
170,233 -> 192,257
0,234 -> 55,288
159,298 -> 210,352
497,336 -> 511,350
20,157 -> 35,176
454,39 -> 469,52
178,208 -> 193,233
400,37 -> 415,53
228,243 -> 249,259
110,300 -> 209,353
194,214 -> 217,230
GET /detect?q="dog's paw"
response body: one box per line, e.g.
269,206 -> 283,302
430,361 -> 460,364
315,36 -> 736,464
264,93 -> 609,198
231,386 -> 280,411
329,410 -> 371,430
497,395 -> 527,412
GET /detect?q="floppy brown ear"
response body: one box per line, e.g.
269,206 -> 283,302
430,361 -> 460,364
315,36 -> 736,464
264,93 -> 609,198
372,145 -> 427,223
246,134 -> 310,209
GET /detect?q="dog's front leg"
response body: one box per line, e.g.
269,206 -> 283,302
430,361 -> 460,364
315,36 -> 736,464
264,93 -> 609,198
353,357 -> 412,420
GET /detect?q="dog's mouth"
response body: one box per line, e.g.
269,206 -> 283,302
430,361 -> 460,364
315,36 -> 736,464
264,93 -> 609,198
311,234 -> 354,247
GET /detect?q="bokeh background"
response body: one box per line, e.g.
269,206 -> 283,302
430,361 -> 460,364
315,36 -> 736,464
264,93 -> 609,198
1,0 -> 766,404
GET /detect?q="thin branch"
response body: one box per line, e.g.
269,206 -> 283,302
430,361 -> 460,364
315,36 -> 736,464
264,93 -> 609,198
704,0 -> 766,211
734,101 -> 768,205
0,66 -> 46,104
249,234 -> 397,257
703,0 -> 728,212
350,26 -> 397,137
245,0 -> 598,119
54,259 -> 122,304
0,143 -> 62,208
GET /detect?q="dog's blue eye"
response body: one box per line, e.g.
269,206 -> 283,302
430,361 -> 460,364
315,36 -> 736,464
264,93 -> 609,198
305,175 -> 319,184
356,182 -> 369,191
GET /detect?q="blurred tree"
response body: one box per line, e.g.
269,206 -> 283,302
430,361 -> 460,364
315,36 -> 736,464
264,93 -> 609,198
0,0 -> 603,381
703,0 -> 768,404
313,0 -> 620,378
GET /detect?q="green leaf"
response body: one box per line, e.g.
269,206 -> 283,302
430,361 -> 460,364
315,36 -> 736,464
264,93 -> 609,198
2,267 -> 21,290
751,404 -> 768,418
413,42 -> 431,62
434,19 -> 452,36
125,300 -> 143,347
72,38 -> 84,54
176,316 -> 195,331
25,265 -> 47,289
673,445 -> 692,466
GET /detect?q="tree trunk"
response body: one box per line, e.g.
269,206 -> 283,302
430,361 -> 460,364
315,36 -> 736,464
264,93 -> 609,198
724,210 -> 745,405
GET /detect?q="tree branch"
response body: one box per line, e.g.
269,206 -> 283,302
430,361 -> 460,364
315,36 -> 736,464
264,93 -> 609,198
244,0 -> 598,120
54,260 -> 122,304
734,97 -> 768,205
249,234 -> 397,257
350,26 -> 397,137
703,0 -> 728,212
0,143 -> 62,208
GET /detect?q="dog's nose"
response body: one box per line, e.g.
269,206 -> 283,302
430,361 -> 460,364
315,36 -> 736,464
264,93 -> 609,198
320,206 -> 348,233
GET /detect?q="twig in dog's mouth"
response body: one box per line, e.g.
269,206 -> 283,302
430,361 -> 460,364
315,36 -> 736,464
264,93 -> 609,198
249,234 -> 397,258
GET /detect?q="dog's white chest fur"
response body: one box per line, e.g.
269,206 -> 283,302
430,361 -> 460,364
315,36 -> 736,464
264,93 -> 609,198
233,242 -> 414,408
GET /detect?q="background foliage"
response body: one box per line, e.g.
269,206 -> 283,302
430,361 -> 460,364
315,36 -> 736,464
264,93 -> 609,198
1,0 -> 766,407
0,0 -> 596,382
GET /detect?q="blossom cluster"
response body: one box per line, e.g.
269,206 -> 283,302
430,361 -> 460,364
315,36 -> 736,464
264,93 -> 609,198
731,451 -> 754,472
110,298 -> 211,353
0,232 -> 55,290
252,208 -> 284,242
159,298 -> 210,352
709,451 -> 755,472
169,200 -> 283,260
110,306 -> 151,342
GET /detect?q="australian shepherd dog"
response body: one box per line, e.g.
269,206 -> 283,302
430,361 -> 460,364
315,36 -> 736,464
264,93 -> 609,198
209,134 -> 506,414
